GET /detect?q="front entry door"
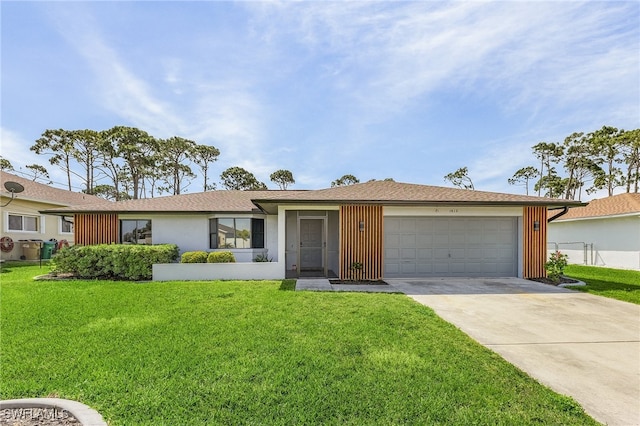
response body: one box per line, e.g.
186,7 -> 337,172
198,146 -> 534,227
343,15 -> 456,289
300,218 -> 325,275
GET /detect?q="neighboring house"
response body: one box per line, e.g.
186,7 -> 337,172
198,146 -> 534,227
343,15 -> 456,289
548,193 -> 640,270
41,180 -> 582,280
1,171 -> 106,261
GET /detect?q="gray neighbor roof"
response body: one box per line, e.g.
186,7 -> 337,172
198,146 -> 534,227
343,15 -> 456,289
40,180 -> 584,215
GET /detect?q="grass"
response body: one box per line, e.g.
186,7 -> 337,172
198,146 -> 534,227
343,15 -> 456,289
1,262 -> 597,425
564,264 -> 640,304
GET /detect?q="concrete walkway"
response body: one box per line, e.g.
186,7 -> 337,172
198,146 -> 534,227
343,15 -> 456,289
296,277 -> 640,425
386,278 -> 640,426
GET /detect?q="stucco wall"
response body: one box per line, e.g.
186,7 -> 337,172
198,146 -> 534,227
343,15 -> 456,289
121,213 -> 277,263
548,216 -> 640,270
153,262 -> 284,281
1,199 -> 74,261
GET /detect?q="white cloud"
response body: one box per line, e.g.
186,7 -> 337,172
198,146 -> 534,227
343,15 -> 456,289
245,1 -> 639,123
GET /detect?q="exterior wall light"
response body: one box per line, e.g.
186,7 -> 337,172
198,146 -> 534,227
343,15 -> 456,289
359,221 -> 365,232
533,220 -> 540,231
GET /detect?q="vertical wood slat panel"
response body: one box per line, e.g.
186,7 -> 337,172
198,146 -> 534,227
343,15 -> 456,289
74,214 -> 119,245
522,206 -> 547,278
339,205 -> 383,281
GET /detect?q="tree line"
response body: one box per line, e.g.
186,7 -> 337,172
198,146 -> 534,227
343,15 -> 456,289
445,125 -> 640,199
0,126 -> 301,199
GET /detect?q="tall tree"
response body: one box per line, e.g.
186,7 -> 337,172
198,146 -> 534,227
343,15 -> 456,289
97,129 -> 125,200
0,156 -> 14,171
532,142 -> 564,196
270,169 -> 295,189
220,166 -> 267,190
25,164 -> 51,183
192,144 -> 220,191
157,136 -> 196,195
100,126 -> 156,199
619,129 -> 640,193
444,167 -> 474,190
30,129 -> 75,190
508,166 -> 539,195
69,129 -> 102,195
588,125 -> 624,196
331,174 -> 359,187
533,169 -> 565,198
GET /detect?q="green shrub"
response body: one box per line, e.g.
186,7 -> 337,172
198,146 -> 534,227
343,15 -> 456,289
51,244 -> 179,281
545,250 -> 569,283
207,251 -> 236,263
181,251 -> 209,263
253,253 -> 273,262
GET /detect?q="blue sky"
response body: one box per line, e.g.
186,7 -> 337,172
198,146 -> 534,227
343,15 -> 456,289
2,1 -> 639,198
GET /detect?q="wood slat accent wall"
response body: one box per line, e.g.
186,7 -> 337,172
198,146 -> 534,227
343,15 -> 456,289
339,205 -> 383,281
522,206 -> 547,278
75,214 -> 119,246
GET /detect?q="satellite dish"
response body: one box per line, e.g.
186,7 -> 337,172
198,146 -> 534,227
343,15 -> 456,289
1,181 -> 25,207
4,181 -> 25,194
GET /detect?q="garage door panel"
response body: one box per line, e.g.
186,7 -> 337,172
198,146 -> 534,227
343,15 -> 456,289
400,219 -> 416,232
401,263 -> 416,274
385,263 -> 400,274
401,248 -> 416,259
417,248 -> 433,259
434,248 -> 449,259
385,234 -> 401,246
416,234 -> 433,245
384,217 -> 517,278
401,234 -> 416,247
450,248 -> 466,259
385,248 -> 400,260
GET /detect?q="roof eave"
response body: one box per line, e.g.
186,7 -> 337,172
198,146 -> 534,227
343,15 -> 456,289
251,198 -> 585,207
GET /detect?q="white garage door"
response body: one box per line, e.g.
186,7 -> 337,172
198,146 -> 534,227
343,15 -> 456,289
384,217 -> 517,278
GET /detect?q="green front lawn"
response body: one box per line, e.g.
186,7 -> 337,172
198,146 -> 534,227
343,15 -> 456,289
564,264 -> 640,304
1,262 -> 596,425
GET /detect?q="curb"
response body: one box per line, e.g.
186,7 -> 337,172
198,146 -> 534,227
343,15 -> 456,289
0,398 -> 107,426
558,278 -> 587,288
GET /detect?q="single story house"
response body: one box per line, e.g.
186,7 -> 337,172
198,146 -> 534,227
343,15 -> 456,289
548,193 -> 640,270
41,180 -> 583,280
1,170 -> 104,261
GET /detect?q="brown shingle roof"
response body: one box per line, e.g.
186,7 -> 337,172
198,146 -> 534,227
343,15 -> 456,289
41,180 -> 583,215
43,189 -> 308,214
254,180 -> 584,207
555,193 -> 640,220
1,171 -> 104,206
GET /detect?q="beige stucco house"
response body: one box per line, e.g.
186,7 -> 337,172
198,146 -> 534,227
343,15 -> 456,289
0,171 -> 104,261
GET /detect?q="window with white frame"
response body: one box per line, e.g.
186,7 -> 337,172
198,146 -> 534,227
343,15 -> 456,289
8,214 -> 39,232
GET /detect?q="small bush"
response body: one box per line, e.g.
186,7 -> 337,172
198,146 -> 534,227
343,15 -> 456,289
254,253 -> 273,262
51,244 -> 179,281
546,250 -> 569,283
181,251 -> 209,263
207,251 -> 236,263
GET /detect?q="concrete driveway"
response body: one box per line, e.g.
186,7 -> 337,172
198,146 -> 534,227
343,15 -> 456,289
386,278 -> 640,426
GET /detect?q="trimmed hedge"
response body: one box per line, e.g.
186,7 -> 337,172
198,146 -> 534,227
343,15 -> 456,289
51,244 -> 179,281
181,251 -> 209,263
207,251 -> 236,263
